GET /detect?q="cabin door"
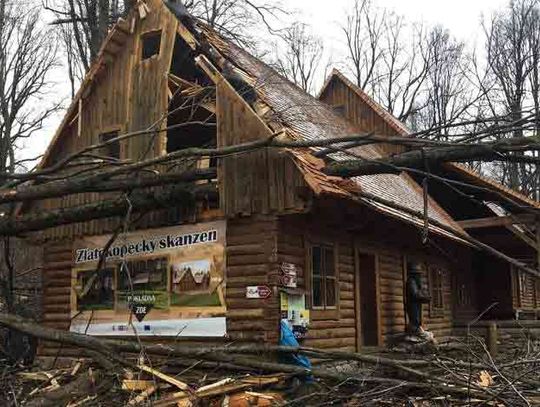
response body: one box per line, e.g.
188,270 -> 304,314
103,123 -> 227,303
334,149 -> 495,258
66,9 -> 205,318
357,252 -> 379,348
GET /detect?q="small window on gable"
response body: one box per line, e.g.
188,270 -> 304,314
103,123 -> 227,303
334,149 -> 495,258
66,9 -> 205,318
332,105 -> 345,116
99,130 -> 120,159
311,245 -> 337,309
141,30 -> 162,60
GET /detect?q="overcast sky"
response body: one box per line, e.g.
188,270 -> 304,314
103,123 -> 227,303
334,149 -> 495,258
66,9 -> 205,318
27,0 -> 511,163
289,0 -> 507,40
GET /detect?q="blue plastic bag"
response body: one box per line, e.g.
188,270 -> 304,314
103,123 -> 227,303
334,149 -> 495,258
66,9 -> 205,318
279,320 -> 312,376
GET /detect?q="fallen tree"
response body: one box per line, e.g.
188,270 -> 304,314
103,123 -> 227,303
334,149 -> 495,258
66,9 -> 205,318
1,313 -> 539,405
0,168 -> 216,205
325,135 -> 540,177
0,184 -> 216,236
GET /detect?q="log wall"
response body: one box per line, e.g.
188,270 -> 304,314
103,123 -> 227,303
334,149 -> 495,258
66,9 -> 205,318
276,203 -> 475,351
39,240 -> 75,357
225,216 -> 280,343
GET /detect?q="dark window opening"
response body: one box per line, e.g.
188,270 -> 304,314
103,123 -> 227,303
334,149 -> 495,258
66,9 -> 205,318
170,34 -> 213,85
333,105 -> 346,116
141,30 -> 162,60
311,245 -> 337,309
99,130 -> 120,159
429,267 -> 444,316
166,35 -> 217,161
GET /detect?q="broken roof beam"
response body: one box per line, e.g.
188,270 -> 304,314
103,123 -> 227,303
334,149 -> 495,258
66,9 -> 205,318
457,214 -> 537,229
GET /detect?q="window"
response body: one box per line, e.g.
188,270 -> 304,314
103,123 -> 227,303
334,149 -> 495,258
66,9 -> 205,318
141,30 -> 162,60
332,105 -> 345,116
99,130 -> 120,159
519,271 -> 528,299
456,283 -> 471,307
311,245 -> 337,309
429,267 -> 444,316
76,268 -> 115,311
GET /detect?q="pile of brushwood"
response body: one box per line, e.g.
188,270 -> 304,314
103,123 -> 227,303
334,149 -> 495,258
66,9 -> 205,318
0,314 -> 540,406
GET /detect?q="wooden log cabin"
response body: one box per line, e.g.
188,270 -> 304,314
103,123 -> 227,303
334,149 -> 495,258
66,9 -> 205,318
20,0 -> 540,359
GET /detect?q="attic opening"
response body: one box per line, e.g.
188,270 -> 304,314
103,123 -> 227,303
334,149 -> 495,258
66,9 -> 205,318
170,34 -> 212,84
99,130 -> 120,159
141,30 -> 162,60
166,33 -> 217,159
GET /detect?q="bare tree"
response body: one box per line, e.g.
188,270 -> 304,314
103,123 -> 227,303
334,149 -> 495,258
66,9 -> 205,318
0,1 -> 58,311
341,0 -> 385,90
184,0 -> 284,50
340,2 -> 431,123
44,0 -> 134,72
372,16 -> 430,123
414,26 -> 477,139
271,22 -> 324,94
482,0 -> 539,191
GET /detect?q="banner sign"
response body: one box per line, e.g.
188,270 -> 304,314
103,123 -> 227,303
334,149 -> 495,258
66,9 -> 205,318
70,221 -> 226,337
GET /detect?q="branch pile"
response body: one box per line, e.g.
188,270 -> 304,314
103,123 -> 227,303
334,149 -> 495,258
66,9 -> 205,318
1,314 -> 540,406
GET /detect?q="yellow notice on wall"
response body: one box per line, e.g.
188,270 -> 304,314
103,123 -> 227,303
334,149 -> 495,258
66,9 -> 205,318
280,292 -> 289,311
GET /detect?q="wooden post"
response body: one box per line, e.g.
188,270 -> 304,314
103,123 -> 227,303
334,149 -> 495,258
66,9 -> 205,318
487,322 -> 498,358
536,217 -> 540,310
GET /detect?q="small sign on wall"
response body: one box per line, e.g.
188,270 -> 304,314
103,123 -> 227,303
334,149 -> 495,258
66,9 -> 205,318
280,262 -> 298,288
246,285 -> 272,299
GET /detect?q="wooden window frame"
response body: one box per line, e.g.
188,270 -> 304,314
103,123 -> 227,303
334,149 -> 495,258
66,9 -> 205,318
307,241 -> 339,320
140,29 -> 162,61
429,266 -> 445,318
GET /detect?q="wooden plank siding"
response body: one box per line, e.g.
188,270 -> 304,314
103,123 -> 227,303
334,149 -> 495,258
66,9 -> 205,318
27,0 -> 179,241
215,63 -> 309,218
319,75 -> 406,156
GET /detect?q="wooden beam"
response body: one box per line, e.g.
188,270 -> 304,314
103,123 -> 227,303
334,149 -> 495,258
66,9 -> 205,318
176,20 -> 198,50
506,224 -> 537,249
457,214 -> 536,229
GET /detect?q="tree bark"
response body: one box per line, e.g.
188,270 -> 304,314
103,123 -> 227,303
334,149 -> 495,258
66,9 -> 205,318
0,184 -> 216,236
0,168 -> 216,205
324,136 -> 540,177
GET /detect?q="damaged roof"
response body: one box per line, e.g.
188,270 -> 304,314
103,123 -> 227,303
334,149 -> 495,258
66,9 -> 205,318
205,30 -> 466,240
38,0 -> 469,242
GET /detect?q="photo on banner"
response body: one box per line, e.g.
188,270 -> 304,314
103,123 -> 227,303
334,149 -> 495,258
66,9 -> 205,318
69,220 -> 226,337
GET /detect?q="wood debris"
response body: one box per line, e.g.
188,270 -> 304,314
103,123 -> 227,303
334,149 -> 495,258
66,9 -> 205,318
1,322 -> 540,406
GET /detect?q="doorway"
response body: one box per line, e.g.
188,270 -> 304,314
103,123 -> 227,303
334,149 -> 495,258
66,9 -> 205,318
357,252 -> 379,347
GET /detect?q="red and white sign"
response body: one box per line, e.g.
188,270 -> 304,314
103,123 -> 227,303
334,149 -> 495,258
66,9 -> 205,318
246,285 -> 272,299
280,262 -> 298,288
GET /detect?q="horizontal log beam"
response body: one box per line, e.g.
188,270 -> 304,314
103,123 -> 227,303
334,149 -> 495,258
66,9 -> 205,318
457,215 -> 536,229
0,184 -> 217,236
